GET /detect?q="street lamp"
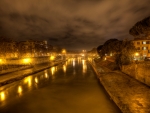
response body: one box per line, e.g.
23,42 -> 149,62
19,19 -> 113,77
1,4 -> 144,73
62,49 -> 66,54
135,52 -> 139,56
23,58 -> 31,64
50,56 -> 55,60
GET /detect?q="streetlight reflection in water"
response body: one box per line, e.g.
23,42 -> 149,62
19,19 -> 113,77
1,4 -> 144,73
24,76 -> 32,88
35,77 -> 38,83
82,59 -> 87,74
18,86 -> 22,96
73,59 -> 75,67
51,67 -> 56,75
0,91 -> 5,101
63,65 -> 66,73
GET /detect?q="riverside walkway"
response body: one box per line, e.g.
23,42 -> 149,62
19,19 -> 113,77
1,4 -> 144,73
91,60 -> 150,113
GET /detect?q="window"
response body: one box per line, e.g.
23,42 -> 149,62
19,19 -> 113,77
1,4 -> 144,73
143,41 -> 146,44
137,47 -> 140,50
148,50 -> 150,53
137,42 -> 140,45
146,41 -> 149,44
142,41 -> 150,44
142,47 -> 148,50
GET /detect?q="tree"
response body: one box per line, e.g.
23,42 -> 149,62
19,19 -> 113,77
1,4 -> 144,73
97,39 -> 136,70
129,16 -> 150,38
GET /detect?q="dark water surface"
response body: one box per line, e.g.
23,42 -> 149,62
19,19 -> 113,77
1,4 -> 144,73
0,58 -> 121,113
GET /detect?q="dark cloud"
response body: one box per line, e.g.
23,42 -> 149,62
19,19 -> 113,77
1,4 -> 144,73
0,0 -> 150,50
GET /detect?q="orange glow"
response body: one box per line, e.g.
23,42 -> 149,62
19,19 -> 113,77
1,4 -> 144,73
18,86 -> 23,96
23,58 -> 31,64
0,91 -> 5,101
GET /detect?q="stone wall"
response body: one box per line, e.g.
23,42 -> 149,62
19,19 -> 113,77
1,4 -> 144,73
122,62 -> 150,86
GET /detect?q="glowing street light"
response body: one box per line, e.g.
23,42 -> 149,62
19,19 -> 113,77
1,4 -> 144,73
50,56 -> 55,60
62,49 -> 66,54
23,58 -> 31,64
135,52 -> 139,56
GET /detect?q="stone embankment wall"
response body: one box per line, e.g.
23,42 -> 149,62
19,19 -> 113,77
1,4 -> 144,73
122,62 -> 150,86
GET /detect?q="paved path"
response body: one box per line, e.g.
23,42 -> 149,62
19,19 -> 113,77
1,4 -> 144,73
91,61 -> 150,113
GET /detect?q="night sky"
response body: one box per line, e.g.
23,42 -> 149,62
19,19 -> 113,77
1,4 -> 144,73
0,0 -> 150,50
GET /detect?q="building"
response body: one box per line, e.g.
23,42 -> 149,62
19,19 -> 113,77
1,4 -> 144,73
132,38 -> 150,59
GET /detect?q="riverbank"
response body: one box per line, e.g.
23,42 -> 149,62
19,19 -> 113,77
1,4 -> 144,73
0,60 -> 66,87
89,60 -> 150,113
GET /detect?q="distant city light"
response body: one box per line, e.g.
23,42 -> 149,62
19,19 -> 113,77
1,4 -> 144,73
23,58 -> 31,64
62,49 -> 66,54
50,56 -> 55,60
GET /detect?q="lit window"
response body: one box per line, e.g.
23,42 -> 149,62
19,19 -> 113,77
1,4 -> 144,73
143,41 -> 146,44
142,47 -> 148,50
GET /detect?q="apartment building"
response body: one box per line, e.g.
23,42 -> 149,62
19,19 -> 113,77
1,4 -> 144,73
132,38 -> 150,59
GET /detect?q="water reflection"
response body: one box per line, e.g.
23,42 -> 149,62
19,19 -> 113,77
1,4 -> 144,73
51,67 -> 55,75
35,77 -> 38,84
63,65 -> 66,73
18,86 -> 22,96
73,59 -> 75,67
24,76 -> 32,88
45,72 -> 48,79
82,59 -> 87,74
0,59 -> 121,113
0,91 -> 5,101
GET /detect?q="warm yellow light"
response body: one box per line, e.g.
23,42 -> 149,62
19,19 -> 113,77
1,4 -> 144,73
63,65 -> 66,73
50,56 -> 55,60
62,49 -> 66,54
82,60 -> 87,74
0,59 -> 3,64
81,54 -> 84,56
45,73 -> 48,78
0,91 -> 5,101
135,52 -> 139,56
35,77 -> 38,83
51,67 -> 55,75
23,58 -> 31,64
24,76 -> 32,87
18,86 -> 22,95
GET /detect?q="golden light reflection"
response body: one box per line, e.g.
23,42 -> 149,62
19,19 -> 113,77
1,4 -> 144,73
63,65 -> 66,73
24,76 -> 32,87
18,86 -> 22,95
51,67 -> 55,75
0,91 -> 5,101
35,77 -> 38,83
73,59 -> 75,67
45,72 -> 48,78
82,60 -> 87,74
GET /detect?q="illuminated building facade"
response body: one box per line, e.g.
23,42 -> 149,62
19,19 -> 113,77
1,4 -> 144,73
132,38 -> 150,58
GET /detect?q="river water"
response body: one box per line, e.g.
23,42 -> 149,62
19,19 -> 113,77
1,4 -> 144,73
0,58 -> 121,113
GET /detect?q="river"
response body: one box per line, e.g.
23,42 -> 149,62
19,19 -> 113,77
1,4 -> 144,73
0,58 -> 121,113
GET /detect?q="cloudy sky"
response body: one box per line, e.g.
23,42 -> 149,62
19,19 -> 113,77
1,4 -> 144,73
0,0 -> 150,50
